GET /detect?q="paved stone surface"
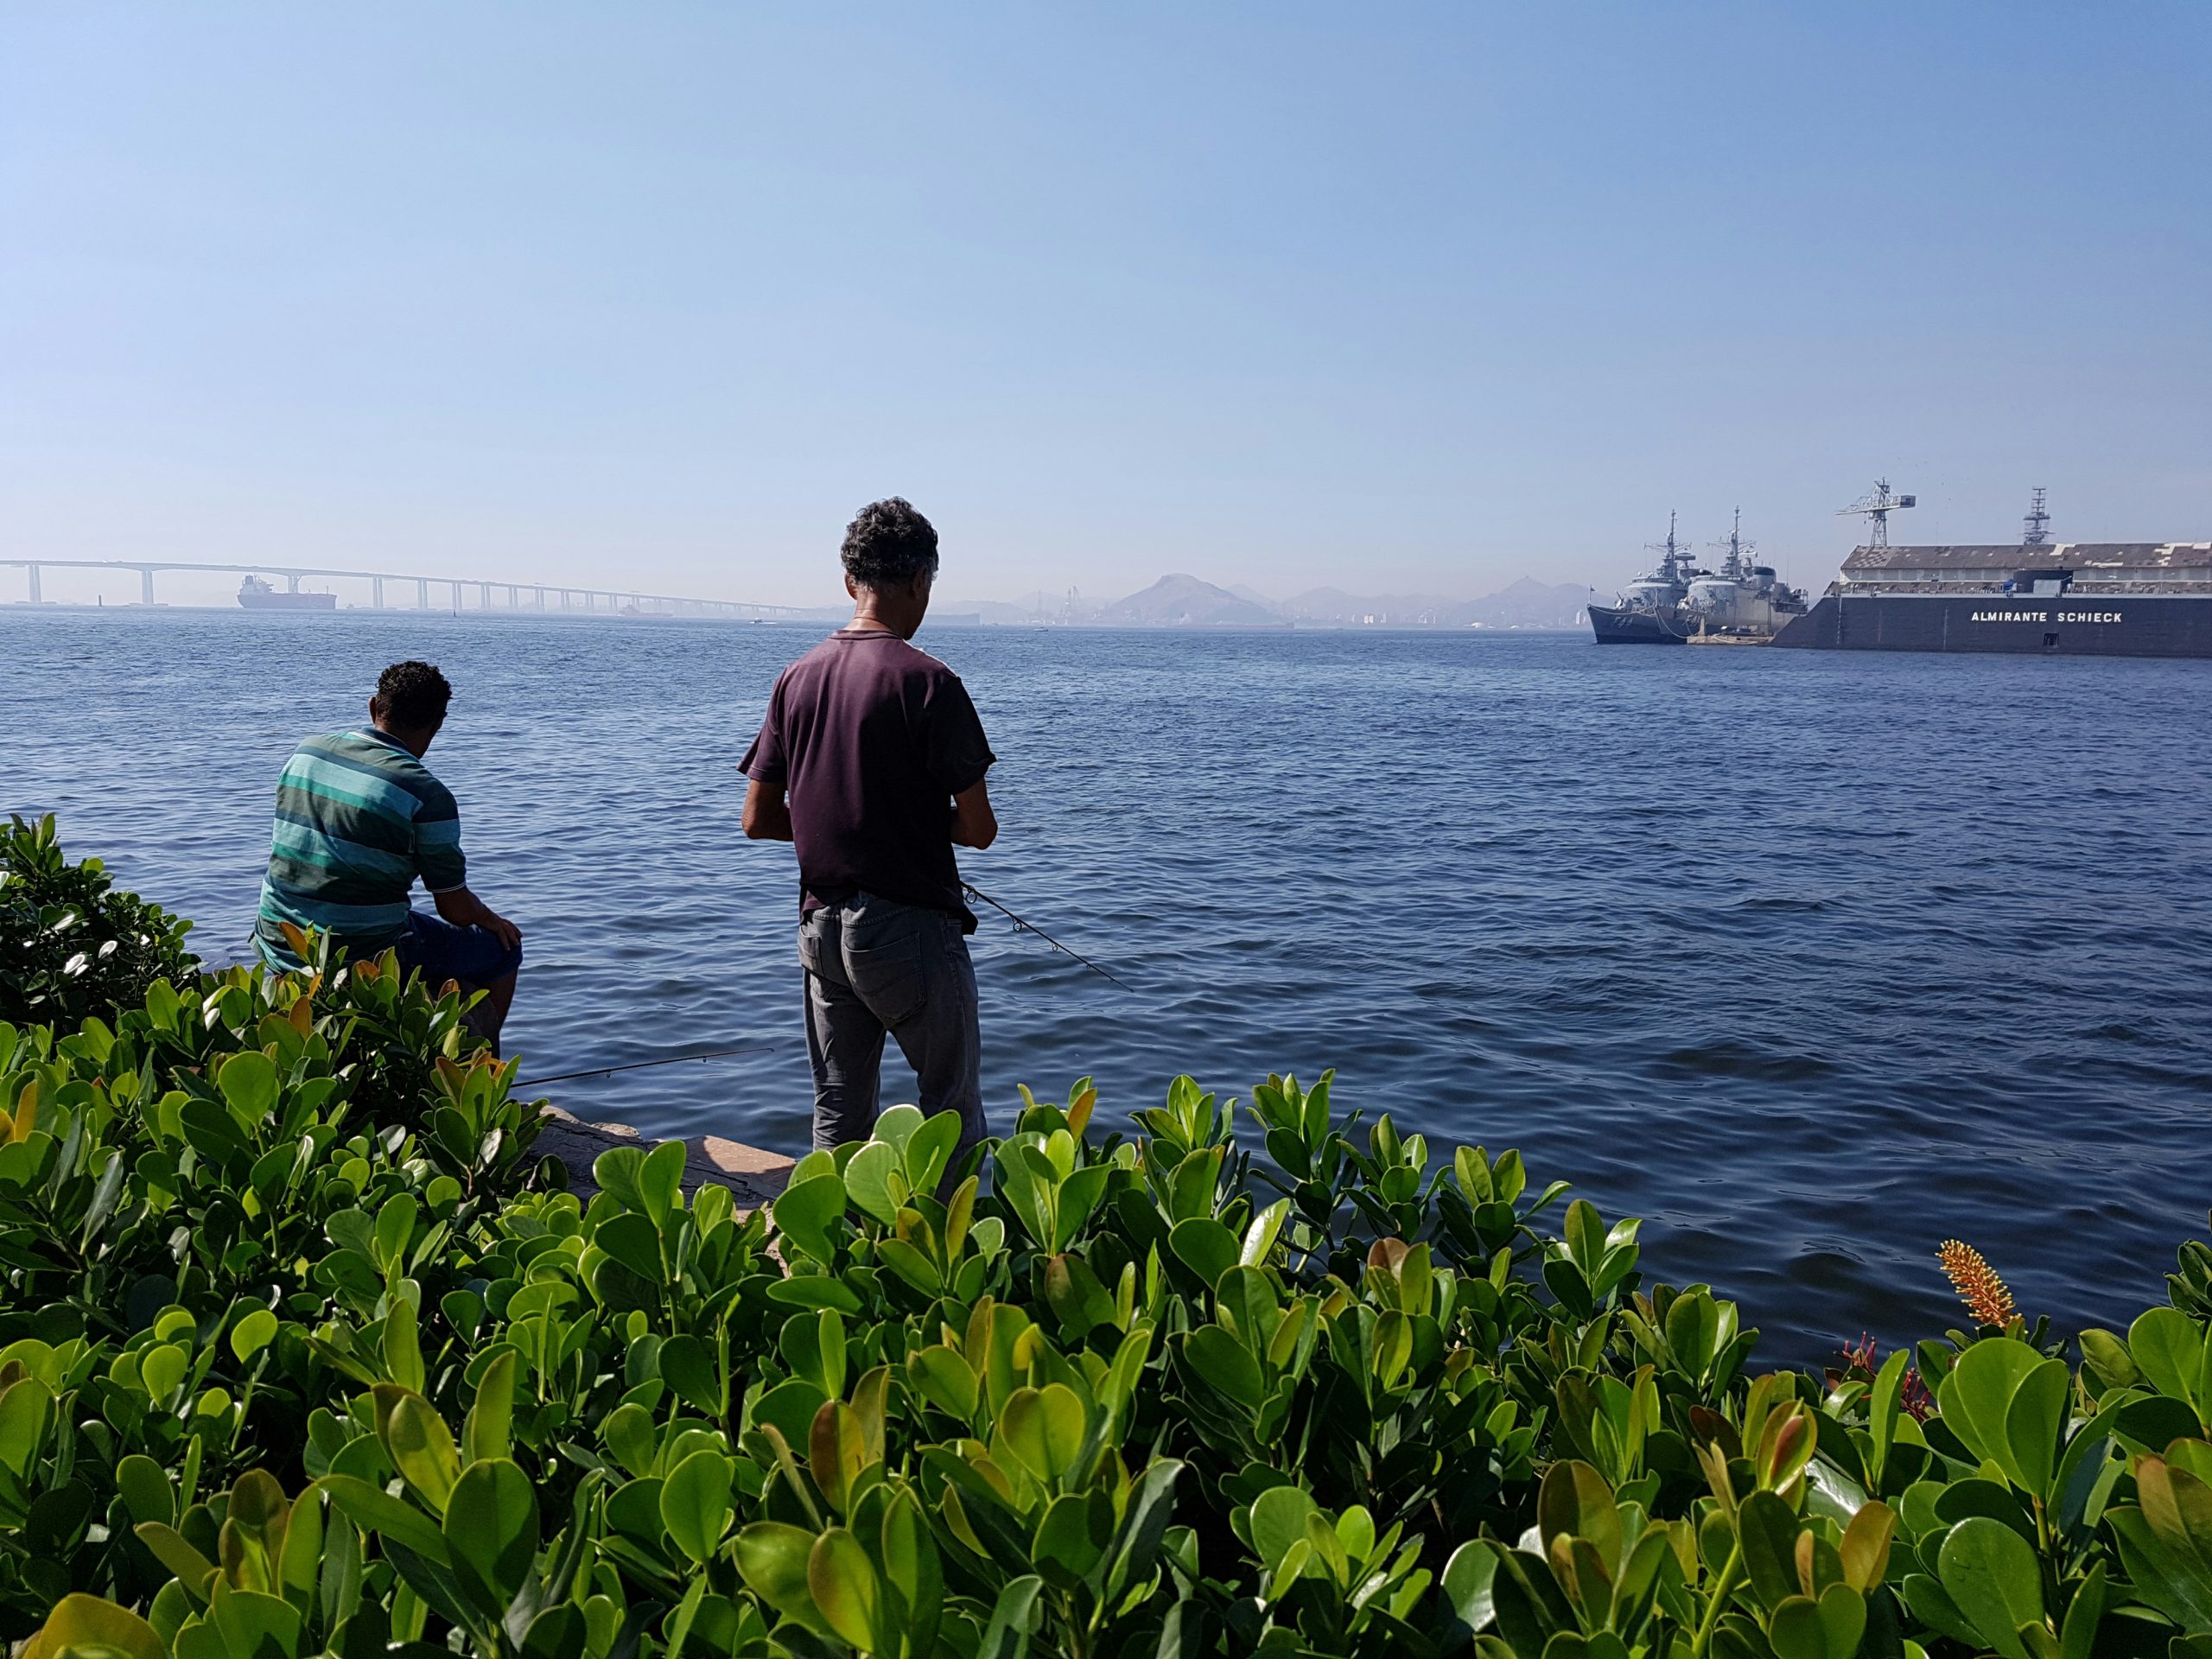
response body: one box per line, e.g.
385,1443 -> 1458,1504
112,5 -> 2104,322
536,1104 -> 796,1212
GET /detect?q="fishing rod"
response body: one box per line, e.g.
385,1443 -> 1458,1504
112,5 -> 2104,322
963,882 -> 1133,990
513,1046 -> 776,1090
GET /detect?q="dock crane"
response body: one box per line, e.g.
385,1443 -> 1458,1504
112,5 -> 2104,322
1838,480 -> 1916,549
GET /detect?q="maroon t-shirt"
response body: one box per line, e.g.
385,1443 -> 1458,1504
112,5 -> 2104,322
741,631 -> 996,930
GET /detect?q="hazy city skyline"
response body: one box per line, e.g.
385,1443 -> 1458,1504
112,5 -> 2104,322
6,3 -> 2209,611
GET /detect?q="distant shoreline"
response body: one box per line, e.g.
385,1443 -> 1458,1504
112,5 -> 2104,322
1,601 -> 1588,634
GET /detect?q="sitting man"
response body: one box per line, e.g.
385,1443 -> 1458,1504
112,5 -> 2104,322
254,659 -> 523,1049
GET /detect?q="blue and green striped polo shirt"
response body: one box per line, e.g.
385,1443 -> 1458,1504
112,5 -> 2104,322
254,729 -> 467,969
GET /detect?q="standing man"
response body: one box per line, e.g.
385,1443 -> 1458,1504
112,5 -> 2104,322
255,660 -> 524,1050
741,499 -> 999,1160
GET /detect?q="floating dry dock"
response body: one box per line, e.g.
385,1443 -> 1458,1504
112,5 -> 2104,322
1774,541 -> 2212,657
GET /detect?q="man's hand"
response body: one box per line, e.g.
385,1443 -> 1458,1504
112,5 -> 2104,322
951,779 -> 997,849
434,885 -> 522,950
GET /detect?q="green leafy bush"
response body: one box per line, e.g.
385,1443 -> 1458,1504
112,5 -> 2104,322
15,844 -> 2212,1659
0,815 -> 198,1027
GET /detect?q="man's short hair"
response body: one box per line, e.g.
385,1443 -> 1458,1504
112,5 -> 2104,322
373,660 -> 453,731
841,498 -> 940,590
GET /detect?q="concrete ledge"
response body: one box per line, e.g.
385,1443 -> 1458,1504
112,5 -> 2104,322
537,1105 -> 795,1213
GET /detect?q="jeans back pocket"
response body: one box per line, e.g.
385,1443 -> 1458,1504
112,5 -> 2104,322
845,932 -> 928,1026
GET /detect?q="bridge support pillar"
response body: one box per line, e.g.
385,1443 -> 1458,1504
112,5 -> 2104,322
416,578 -> 429,609
28,563 -> 41,604
141,569 -> 156,606
535,586 -> 545,610
480,582 -> 492,609
372,577 -> 385,608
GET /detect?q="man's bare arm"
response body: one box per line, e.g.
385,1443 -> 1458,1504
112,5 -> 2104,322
743,777 -> 795,842
951,778 -> 997,850
432,885 -> 522,951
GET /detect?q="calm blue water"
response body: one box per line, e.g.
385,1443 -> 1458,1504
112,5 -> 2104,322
6,608 -> 2209,1360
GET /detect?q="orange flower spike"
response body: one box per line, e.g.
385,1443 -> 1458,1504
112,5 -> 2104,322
1937,1239 -> 2018,1327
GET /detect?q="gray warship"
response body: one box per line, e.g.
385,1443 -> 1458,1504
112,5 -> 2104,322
1587,513 -> 1700,644
1680,512 -> 1808,643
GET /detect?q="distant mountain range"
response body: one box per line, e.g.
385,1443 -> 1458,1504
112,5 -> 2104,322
943,574 -> 1594,629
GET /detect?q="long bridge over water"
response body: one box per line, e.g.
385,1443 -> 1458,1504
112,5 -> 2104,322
0,557 -> 810,619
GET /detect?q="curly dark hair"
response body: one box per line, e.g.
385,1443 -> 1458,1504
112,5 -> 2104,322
372,660 -> 453,731
841,498 -> 940,590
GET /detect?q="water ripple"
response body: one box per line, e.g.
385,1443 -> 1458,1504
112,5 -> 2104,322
5,610 -> 2209,1360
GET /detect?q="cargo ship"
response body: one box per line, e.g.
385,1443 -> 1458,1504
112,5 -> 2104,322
1773,486 -> 2212,658
1587,513 -> 1700,644
238,575 -> 337,612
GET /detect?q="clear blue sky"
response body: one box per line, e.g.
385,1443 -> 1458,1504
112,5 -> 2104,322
5,3 -> 2207,608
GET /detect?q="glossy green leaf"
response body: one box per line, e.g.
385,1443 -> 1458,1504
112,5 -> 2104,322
2128,1307 -> 2205,1408
229,1308 -> 280,1363
1768,1596 -> 1829,1659
637,1137 -> 685,1224
218,1052 -> 280,1122
1738,1491 -> 1803,1613
116,1455 -> 175,1529
842,1141 -> 906,1227
318,1472 -> 454,1566
1240,1198 -> 1289,1267
1183,1325 -> 1263,1409
594,1212 -> 664,1284
1817,1584 -> 1867,1659
1249,1484 -> 1320,1578
381,1389 -> 461,1516
1441,1540 -> 1500,1637
381,1298 -> 425,1395
661,1450 -> 736,1565
904,1109 -> 963,1197
1537,1459 -> 1621,1566
766,1274 -> 862,1314
2060,1562 -> 2106,1659
135,1521 -> 220,1592
977,1573 -> 1046,1659
1169,1217 -> 1239,1289
808,1527 -> 882,1650
1000,1384 -> 1088,1486
0,1376 -> 50,1477
25,1594 -> 168,1659
770,1173 -> 847,1264
871,1479 -> 943,1653
658,1334 -> 721,1417
1839,1501 -> 1896,1592
1936,1516 -> 2044,1659
443,1458 -> 538,1611
600,1402 -> 658,1479
735,1522 -> 828,1630
1033,1490 -> 1109,1586
908,1346 -> 980,1422
1936,1338 -> 2041,1477
1998,1356 -> 2069,1499
464,1350 -> 516,1466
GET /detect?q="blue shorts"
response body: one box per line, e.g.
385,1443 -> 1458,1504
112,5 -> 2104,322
394,908 -> 522,987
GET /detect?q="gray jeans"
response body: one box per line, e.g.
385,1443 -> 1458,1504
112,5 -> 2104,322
798,892 -> 986,1165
